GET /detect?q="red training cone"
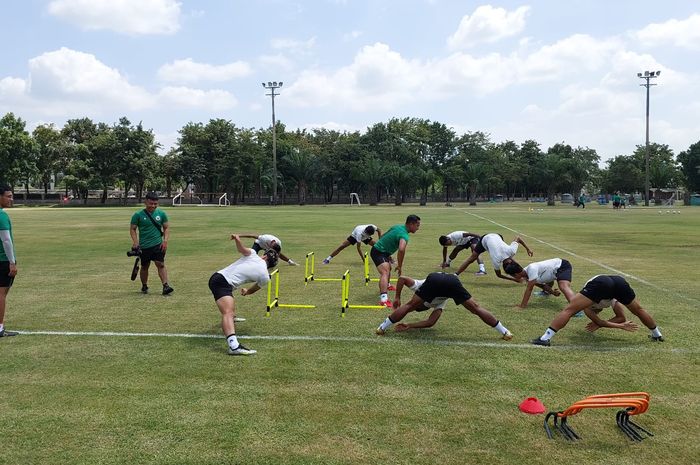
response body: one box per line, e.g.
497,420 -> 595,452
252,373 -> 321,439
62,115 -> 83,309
519,397 -> 546,414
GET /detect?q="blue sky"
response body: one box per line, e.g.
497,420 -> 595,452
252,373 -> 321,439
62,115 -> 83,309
1,1 -> 699,163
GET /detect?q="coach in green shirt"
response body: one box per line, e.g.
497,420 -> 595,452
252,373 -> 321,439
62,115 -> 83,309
0,185 -> 18,337
370,214 -> 421,307
130,192 -> 173,295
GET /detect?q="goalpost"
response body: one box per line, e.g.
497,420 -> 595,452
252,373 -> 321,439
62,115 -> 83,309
350,193 -> 361,206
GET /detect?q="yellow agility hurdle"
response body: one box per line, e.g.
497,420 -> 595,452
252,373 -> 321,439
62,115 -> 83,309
266,268 -> 316,317
341,269 -> 387,317
363,252 -> 398,286
304,252 -> 343,286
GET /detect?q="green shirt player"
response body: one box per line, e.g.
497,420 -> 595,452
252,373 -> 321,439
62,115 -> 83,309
369,214 -> 421,307
0,185 -> 18,337
129,192 -> 173,295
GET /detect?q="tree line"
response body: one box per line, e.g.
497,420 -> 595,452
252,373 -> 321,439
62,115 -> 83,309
1,112 -> 699,205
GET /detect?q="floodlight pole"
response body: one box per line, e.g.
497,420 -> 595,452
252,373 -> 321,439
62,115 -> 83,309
638,71 -> 659,207
263,81 -> 283,205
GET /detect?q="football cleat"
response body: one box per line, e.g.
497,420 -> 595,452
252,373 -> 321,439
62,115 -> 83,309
531,338 -> 551,347
228,344 -> 257,355
501,330 -> 513,341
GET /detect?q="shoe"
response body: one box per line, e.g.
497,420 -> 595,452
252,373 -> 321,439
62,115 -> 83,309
649,335 -> 665,342
0,329 -> 19,337
322,258 -> 331,265
535,290 -> 549,297
387,285 -> 396,291
228,344 -> 257,355
502,330 -> 513,341
531,338 -> 551,347
234,317 -> 246,322
288,260 -> 299,266
380,300 -> 393,308
475,270 -> 487,276
141,285 -> 149,294
375,326 -> 386,336
162,285 -> 174,295
572,310 -> 584,318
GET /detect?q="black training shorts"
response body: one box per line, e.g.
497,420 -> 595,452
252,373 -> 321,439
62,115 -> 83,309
208,272 -> 234,301
0,261 -> 14,288
140,244 -> 166,264
415,272 -> 471,306
370,246 -> 392,267
555,259 -> 573,282
580,275 -> 635,305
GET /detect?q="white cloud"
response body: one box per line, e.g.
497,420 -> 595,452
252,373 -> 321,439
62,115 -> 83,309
158,86 -> 237,110
47,0 -> 181,35
0,77 -> 28,99
258,54 -> 295,71
302,121 -> 360,133
633,14 -> 700,50
270,37 -> 316,53
343,30 -> 363,42
447,5 -> 530,50
157,58 -> 252,83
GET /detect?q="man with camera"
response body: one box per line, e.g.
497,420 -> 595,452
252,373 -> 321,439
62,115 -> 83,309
129,192 -> 173,295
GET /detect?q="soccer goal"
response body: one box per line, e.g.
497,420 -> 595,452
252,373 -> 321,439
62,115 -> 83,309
350,193 -> 362,206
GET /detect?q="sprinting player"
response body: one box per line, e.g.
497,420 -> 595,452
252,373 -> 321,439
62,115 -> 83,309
438,231 -> 487,275
375,272 -> 513,340
239,233 -> 298,265
208,234 -> 279,355
322,224 -> 382,264
502,257 -> 576,308
0,186 -> 18,338
370,214 -> 421,307
531,275 -> 664,346
455,233 -> 533,281
129,192 -> 173,295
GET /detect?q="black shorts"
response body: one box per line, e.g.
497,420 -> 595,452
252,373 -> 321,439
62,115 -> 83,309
580,275 -> 635,305
370,246 -> 392,267
208,272 -> 234,301
415,272 -> 471,306
475,233 -> 503,254
0,261 -> 14,288
252,242 -> 262,253
140,244 -> 166,264
347,236 -> 372,245
555,259 -> 573,282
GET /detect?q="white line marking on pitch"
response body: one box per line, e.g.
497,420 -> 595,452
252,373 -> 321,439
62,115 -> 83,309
15,330 -> 695,354
460,210 -> 699,304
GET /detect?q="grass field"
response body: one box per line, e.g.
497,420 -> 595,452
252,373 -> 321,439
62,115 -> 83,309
1,203 -> 699,465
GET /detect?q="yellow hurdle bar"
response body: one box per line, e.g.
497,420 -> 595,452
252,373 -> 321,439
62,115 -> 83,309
304,251 -> 342,286
363,252 -> 397,285
266,269 -> 316,317
341,269 -> 385,317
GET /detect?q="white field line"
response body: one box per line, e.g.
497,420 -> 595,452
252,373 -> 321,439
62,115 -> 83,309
15,330 -> 696,354
460,210 -> 700,305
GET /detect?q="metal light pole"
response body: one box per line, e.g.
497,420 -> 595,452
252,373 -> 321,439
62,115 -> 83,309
262,81 -> 283,205
637,70 -> 660,207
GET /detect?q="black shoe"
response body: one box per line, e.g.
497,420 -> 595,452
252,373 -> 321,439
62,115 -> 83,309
141,285 -> 149,294
650,335 -> 664,342
162,285 -> 174,295
531,337 -> 551,347
0,329 -> 19,337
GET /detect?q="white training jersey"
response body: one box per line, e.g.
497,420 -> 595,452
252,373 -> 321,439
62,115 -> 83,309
409,278 -> 448,310
217,250 -> 271,290
481,233 -> 519,270
256,234 -> 281,250
447,231 -> 477,247
524,258 -> 563,283
351,224 -> 377,242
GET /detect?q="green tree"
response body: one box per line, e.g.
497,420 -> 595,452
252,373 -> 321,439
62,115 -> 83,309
677,141 -> 700,194
0,113 -> 36,189
281,148 -> 317,205
32,124 -> 66,197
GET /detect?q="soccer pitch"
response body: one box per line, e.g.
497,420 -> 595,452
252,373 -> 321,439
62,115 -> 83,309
2,204 -> 699,465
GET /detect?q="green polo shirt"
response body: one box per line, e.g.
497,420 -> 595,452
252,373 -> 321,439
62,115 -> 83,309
0,208 -> 14,262
131,208 -> 168,249
373,224 -> 409,255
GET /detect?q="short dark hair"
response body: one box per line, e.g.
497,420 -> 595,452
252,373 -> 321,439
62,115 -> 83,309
503,260 -> 523,276
438,235 -> 449,246
0,185 -> 12,196
405,214 -> 421,224
263,249 -> 279,269
145,192 -> 159,201
364,225 -> 376,235
270,243 -> 281,253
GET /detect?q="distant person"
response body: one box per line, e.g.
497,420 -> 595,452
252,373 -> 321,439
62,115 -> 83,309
208,235 -> 278,355
239,233 -> 298,265
322,224 -> 382,264
612,193 -> 621,209
438,231 -> 487,275
502,257 -> 576,308
375,272 -> 513,340
531,275 -> 664,346
129,192 -> 173,295
0,186 -> 18,337
370,215 -> 421,307
577,193 -> 586,209
454,233 -> 533,282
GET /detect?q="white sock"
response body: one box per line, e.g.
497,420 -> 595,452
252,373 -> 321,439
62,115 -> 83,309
0,323 -> 4,332
541,327 -> 557,341
325,256 -> 332,262
226,334 -> 239,349
493,321 -> 508,335
380,293 -> 388,302
651,327 -> 662,338
445,258 -> 451,265
379,317 -> 394,331
479,263 -> 486,272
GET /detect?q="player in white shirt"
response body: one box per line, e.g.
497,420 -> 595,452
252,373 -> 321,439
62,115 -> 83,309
322,224 -> 382,264
208,234 -> 279,355
239,233 -> 298,265
374,272 -> 513,340
438,231 -> 487,275
455,233 -> 533,281
502,257 -> 576,308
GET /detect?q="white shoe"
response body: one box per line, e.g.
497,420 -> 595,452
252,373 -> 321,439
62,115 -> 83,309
234,317 -> 246,322
502,330 -> 513,341
228,344 -> 257,355
375,326 -> 386,335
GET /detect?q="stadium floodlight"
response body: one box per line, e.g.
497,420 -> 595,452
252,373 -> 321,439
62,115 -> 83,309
638,70 -> 661,207
263,81 -> 284,205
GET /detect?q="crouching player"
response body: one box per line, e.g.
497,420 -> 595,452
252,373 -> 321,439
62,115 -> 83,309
531,275 -> 664,346
501,257 -> 576,308
208,234 -> 278,355
375,272 -> 513,340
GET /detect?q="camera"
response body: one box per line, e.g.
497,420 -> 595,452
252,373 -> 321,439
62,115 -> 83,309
126,246 -> 142,257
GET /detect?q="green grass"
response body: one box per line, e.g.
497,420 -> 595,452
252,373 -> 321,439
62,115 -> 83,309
1,203 -> 699,465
